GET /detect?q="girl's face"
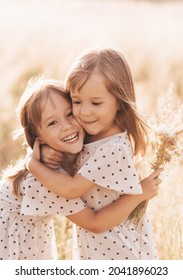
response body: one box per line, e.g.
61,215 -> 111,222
37,91 -> 85,155
70,70 -> 121,142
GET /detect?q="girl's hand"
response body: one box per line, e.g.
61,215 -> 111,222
140,168 -> 163,201
32,138 -> 41,161
25,138 -> 41,171
40,145 -> 65,169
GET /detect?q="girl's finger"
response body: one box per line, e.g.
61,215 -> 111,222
46,164 -> 60,170
52,154 -> 64,161
149,168 -> 164,179
32,138 -> 41,160
45,159 -> 61,166
154,178 -> 161,185
33,138 -> 40,149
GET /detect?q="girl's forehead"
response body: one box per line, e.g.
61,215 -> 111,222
41,90 -> 70,107
73,70 -> 107,93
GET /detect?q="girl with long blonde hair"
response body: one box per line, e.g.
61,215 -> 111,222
26,48 -> 163,259
0,76 -> 161,260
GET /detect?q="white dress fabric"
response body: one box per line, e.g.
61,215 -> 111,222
0,170 -> 86,260
73,131 -> 158,260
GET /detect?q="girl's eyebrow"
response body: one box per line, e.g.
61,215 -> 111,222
42,115 -> 54,124
71,95 -> 104,100
70,92 -> 80,98
91,97 -> 105,100
42,106 -> 72,124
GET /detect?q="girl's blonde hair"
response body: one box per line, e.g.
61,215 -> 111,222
6,77 -> 69,196
65,47 -> 148,155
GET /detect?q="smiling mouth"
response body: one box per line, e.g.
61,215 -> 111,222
62,133 -> 79,143
82,120 -> 96,124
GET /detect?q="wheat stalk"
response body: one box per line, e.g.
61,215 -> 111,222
128,102 -> 183,228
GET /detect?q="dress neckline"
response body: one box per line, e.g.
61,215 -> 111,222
83,131 -> 128,147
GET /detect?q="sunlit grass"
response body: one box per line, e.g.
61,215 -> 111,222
54,216 -> 73,260
149,165 -> 183,260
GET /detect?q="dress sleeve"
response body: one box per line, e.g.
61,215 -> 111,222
77,141 -> 143,195
20,174 -> 86,216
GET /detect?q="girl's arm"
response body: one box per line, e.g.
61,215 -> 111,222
40,144 -> 65,169
66,172 -> 161,233
27,139 -> 162,200
26,141 -> 162,233
26,139 -> 98,199
28,159 -> 95,199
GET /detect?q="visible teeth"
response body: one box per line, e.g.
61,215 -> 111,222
62,133 -> 78,142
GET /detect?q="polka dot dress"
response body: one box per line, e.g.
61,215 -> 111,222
0,170 -> 86,260
73,131 -> 158,260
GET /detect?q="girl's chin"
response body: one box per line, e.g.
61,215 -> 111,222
65,146 -> 83,154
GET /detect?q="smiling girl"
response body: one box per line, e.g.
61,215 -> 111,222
0,77 -> 160,260
27,48 -> 163,260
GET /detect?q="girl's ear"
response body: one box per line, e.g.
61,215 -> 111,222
38,136 -> 45,144
117,100 -> 121,110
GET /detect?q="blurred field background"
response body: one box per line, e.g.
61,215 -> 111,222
0,0 -> 182,259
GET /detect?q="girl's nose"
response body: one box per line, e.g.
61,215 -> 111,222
80,104 -> 92,117
61,120 -> 72,131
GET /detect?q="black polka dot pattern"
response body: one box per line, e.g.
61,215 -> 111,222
74,132 -> 158,260
77,134 -> 142,195
0,169 -> 86,260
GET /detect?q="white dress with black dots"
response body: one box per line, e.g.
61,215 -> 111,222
73,131 -> 158,260
0,170 -> 86,260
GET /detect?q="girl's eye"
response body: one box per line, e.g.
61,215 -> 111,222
72,100 -> 81,104
92,102 -> 102,106
48,121 -> 57,127
67,111 -> 73,118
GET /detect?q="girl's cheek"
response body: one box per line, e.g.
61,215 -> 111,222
72,105 -> 79,114
70,117 -> 81,127
73,111 -> 80,121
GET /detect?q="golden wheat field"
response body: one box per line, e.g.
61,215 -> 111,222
0,0 -> 182,260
